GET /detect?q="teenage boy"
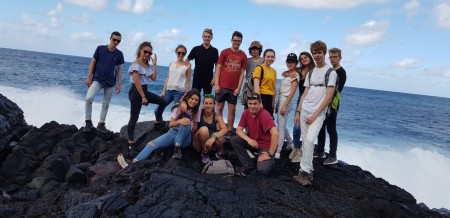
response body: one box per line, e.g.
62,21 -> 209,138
84,31 -> 124,133
316,48 -> 347,165
293,40 -> 337,186
214,31 -> 247,135
185,28 -> 219,94
230,93 -> 279,175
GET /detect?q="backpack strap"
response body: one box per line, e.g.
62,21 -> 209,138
254,65 -> 264,87
308,67 -> 334,87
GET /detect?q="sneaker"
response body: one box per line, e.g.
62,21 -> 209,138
201,152 -> 211,163
291,149 -> 303,163
96,122 -> 108,133
215,152 -> 223,160
313,151 -> 326,158
323,156 -> 338,165
117,154 -> 130,169
293,171 -> 313,186
83,120 -> 93,133
274,152 -> 281,159
172,146 -> 182,159
289,148 -> 298,159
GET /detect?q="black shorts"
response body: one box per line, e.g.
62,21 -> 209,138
216,88 -> 238,105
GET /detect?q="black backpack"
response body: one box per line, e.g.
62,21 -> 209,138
240,65 -> 264,104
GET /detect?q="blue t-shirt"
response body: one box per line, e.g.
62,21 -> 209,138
92,45 -> 125,87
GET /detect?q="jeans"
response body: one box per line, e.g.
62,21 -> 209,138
155,89 -> 184,120
299,109 -> 326,173
127,84 -> 167,141
230,136 -> 274,174
276,95 -> 293,154
317,110 -> 338,158
292,95 -> 302,148
85,81 -> 113,123
135,124 -> 192,161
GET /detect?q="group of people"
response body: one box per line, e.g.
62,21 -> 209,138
84,29 -> 347,186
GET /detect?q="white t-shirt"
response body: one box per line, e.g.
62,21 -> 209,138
279,73 -> 299,97
302,65 -> 337,114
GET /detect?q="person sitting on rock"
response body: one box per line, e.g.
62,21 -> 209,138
117,89 -> 201,168
230,93 -> 279,175
192,94 -> 228,163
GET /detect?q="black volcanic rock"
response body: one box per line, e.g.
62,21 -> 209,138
0,96 -> 447,217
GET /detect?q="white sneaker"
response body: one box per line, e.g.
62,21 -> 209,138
274,152 -> 281,159
291,149 -> 303,163
286,143 -> 295,150
289,148 -> 298,159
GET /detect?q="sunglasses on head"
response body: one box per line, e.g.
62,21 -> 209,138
203,94 -> 215,99
143,50 -> 153,56
247,94 -> 260,100
177,51 -> 186,56
111,38 -> 121,43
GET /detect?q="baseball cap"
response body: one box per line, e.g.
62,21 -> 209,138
249,41 -> 262,49
286,53 -> 298,62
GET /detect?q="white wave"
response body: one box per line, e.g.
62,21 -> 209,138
1,85 -> 449,210
340,142 -> 450,209
0,85 -> 171,132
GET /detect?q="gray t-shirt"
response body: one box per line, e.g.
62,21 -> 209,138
245,57 -> 264,80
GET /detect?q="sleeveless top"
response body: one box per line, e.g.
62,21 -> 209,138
197,109 -> 216,135
167,61 -> 189,91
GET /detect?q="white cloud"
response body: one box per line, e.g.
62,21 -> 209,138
401,0 -> 420,17
71,13 -> 94,24
21,14 -> 52,36
70,31 -> 96,40
65,0 -> 108,10
343,20 -> 389,47
393,58 -> 419,68
433,3 -> 450,29
155,28 -> 181,43
48,3 -> 63,17
117,0 -> 153,14
251,0 -> 388,9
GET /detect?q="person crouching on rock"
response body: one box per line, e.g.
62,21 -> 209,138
230,93 -> 279,175
192,94 -> 228,164
117,89 -> 201,168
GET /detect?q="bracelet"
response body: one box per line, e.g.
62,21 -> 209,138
213,134 -> 218,140
295,110 -> 300,113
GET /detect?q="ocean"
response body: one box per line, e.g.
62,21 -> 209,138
1,47 -> 449,209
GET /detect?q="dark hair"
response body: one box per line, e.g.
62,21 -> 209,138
172,89 -> 201,120
299,51 -> 315,69
248,92 -> 262,103
263,49 -> 275,58
110,31 -> 121,38
231,31 -> 243,40
248,46 -> 262,56
136,41 -> 152,64
175,44 -> 187,53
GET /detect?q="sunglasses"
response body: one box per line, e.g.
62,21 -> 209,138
111,38 -> 121,43
247,94 -> 260,100
143,50 -> 153,56
177,51 -> 186,56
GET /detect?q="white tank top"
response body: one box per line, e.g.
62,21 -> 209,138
167,61 -> 189,91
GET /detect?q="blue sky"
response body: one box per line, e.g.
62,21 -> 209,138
1,0 -> 449,98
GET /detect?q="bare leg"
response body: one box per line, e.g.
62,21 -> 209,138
227,103 -> 236,132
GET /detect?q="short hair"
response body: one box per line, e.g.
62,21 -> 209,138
248,92 -> 262,103
203,28 -> 213,36
232,31 -> 243,40
329,47 -> 342,57
310,40 -> 327,54
175,44 -> 187,53
110,31 -> 121,38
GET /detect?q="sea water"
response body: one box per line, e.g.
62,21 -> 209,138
1,47 -> 449,209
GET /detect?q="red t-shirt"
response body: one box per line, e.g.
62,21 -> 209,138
217,48 -> 247,90
238,108 -> 276,148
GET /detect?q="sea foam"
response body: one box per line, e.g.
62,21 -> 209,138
1,85 -> 449,209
